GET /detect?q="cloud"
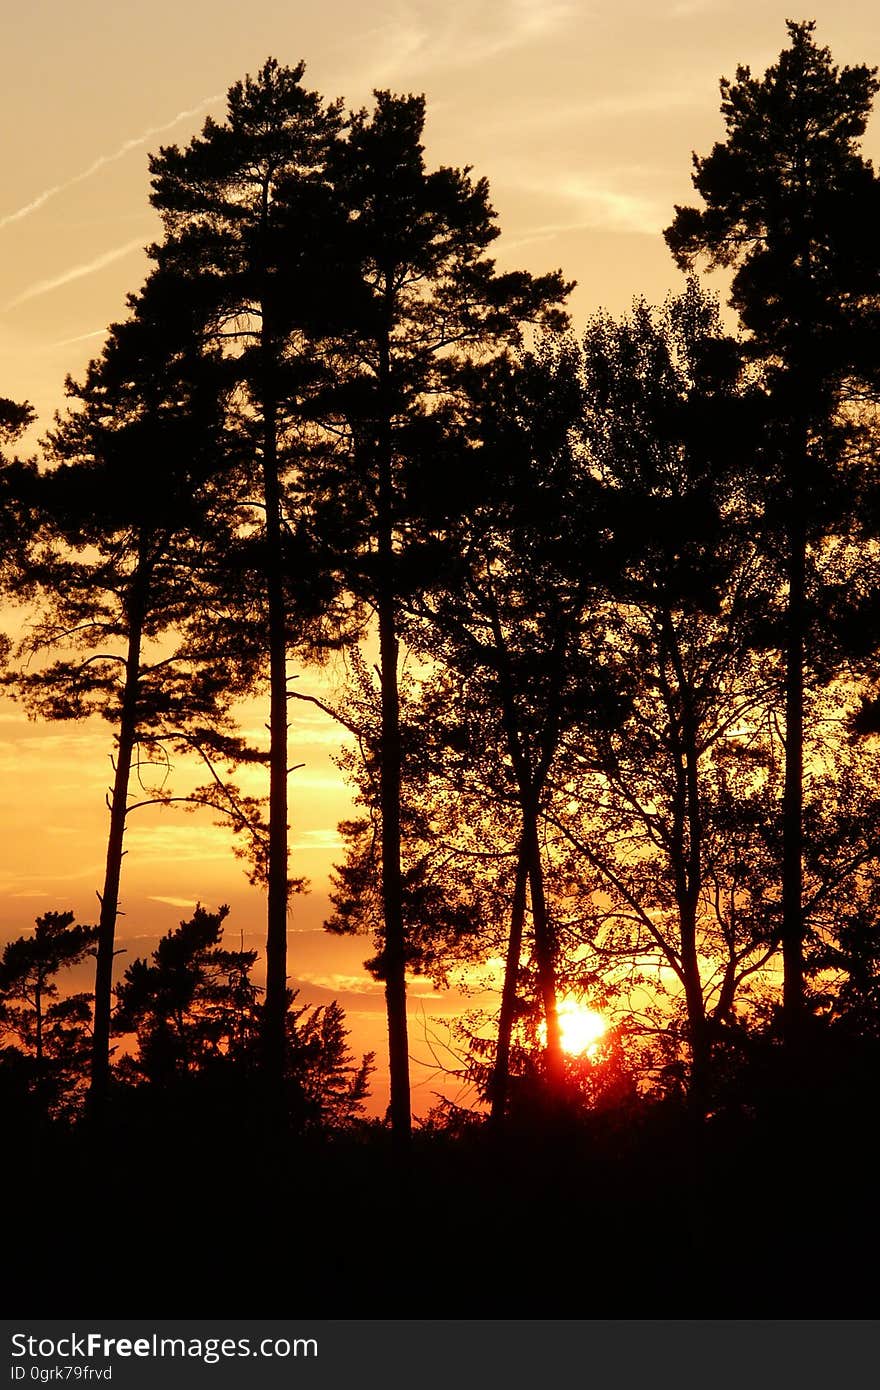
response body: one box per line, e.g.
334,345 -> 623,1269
291,829 -> 346,852
347,0 -> 576,83
295,967 -> 448,1000
0,862 -> 104,894
506,171 -> 665,238
147,895 -> 198,909
297,970 -> 385,996
667,0 -> 727,15
124,821 -> 236,864
46,328 -> 107,351
0,94 -> 222,232
4,237 -> 147,311
485,82 -> 708,136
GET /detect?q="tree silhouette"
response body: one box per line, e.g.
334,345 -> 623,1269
148,59 -> 349,1093
665,19 -> 880,1050
544,285 -> 782,1109
0,911 -> 98,1115
0,396 -> 38,602
114,904 -> 258,1083
401,336 -> 595,1118
323,649 -> 495,1035
305,91 -> 571,1145
7,284 -> 255,1104
115,903 -> 373,1129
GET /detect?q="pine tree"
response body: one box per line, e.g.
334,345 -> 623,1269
664,20 -> 880,1049
305,91 -> 571,1145
147,59 -> 348,1091
0,396 -> 38,601
0,911 -> 99,1116
6,283 -> 254,1103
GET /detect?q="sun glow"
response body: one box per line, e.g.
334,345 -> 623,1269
556,998 -> 607,1057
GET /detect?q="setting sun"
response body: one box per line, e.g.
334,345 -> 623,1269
556,999 -> 608,1058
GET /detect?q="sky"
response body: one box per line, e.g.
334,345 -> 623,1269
1,0 -> 878,1114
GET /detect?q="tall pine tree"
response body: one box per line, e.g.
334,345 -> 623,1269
305,91 -> 571,1144
665,20 -> 880,1049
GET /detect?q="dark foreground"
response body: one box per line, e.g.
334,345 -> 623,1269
3,1066 -> 878,1320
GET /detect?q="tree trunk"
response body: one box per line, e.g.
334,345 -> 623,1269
377,588 -> 411,1149
373,295 -> 412,1152
782,503 -> 806,1051
488,840 -> 529,1130
89,567 -> 146,1105
661,609 -> 710,1112
34,970 -> 44,1096
260,357 -> 291,1094
679,908 -> 710,1115
524,807 -> 563,1088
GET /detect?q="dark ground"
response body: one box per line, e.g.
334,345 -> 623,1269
3,1068 -> 877,1319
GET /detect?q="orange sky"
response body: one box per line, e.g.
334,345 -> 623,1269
1,0 -> 878,1114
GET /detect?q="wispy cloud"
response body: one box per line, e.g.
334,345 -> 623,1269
147,895 -> 198,909
667,0 -> 728,16
297,970 -> 385,996
508,171 -> 665,238
4,237 -> 146,311
291,829 -> 346,852
0,94 -> 222,232
485,81 -> 708,136
350,0 -> 576,83
0,862 -> 104,894
46,328 -> 107,351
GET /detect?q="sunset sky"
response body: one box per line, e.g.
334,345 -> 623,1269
1,0 -> 878,1113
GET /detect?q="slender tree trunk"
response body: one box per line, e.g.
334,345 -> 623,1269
34,971 -> 44,1094
661,610 -> 710,1111
260,353 -> 291,1092
377,585 -> 411,1149
524,806 -> 563,1088
679,906 -> 710,1114
376,308 -> 411,1151
782,501 -> 806,1050
681,662 -> 709,1112
488,840 -> 529,1130
481,587 -> 563,1091
780,198 -> 812,1057
89,570 -> 146,1104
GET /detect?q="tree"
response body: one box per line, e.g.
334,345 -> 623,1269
322,646 -> 499,1018
665,20 -> 880,1049
148,59 -> 350,1091
306,91 -> 571,1145
540,285 -> 781,1110
7,283 -> 255,1104
0,911 -> 99,1115
398,336 -> 597,1120
0,396 -> 38,601
115,904 -> 373,1129
114,904 -> 258,1083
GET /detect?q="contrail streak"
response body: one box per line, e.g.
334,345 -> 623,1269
0,93 -> 222,231
48,328 -> 107,350
5,237 -> 146,310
